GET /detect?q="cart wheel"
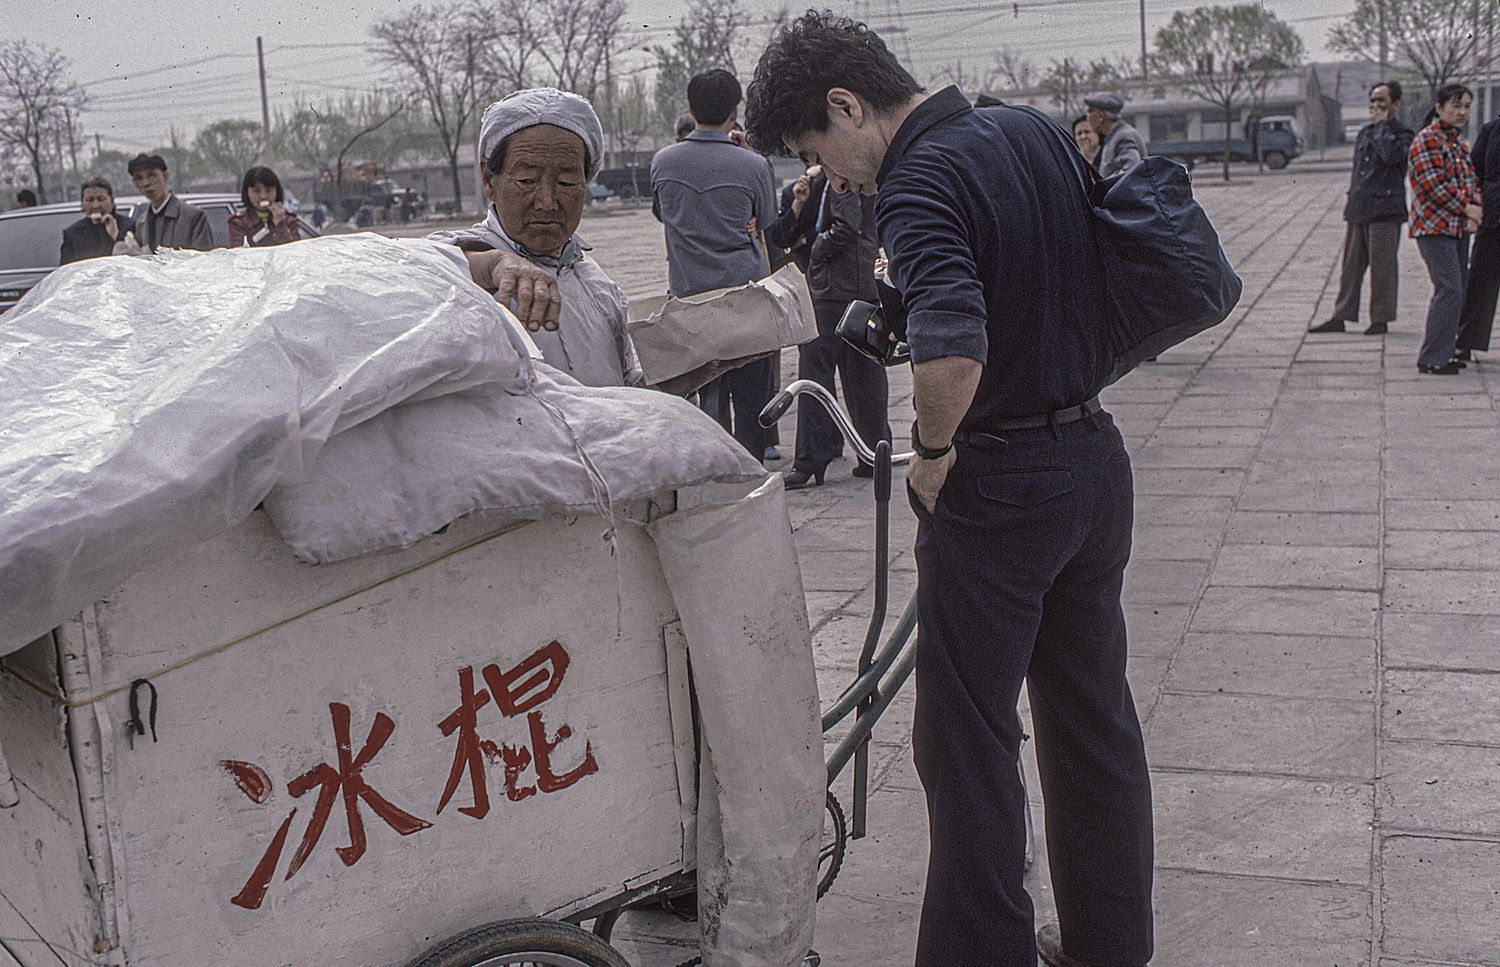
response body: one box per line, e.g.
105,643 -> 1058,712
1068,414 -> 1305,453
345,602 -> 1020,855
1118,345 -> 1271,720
406,917 -> 631,967
819,791 -> 848,899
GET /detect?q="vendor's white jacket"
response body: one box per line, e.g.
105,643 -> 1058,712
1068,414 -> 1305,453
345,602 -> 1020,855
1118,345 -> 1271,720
429,209 -> 646,388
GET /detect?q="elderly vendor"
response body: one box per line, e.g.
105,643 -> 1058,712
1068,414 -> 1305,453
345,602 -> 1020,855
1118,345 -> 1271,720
430,88 -> 646,388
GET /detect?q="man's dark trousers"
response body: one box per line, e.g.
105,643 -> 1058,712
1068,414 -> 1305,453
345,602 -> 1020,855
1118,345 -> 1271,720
794,298 -> 890,472
909,413 -> 1154,967
1458,220 -> 1500,352
698,356 -> 773,460
1331,221 -> 1403,325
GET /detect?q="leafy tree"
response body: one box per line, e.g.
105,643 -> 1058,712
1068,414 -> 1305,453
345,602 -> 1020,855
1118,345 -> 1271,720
372,2 -> 485,211
1153,4 -> 1305,181
194,120 -> 264,181
1329,0 -> 1488,104
0,39 -> 86,203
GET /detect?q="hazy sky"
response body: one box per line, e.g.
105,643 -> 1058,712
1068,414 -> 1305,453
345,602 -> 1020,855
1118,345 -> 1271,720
18,0 -> 1357,152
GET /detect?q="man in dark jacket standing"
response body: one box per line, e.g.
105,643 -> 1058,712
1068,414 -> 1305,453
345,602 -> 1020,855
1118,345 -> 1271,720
60,177 -> 134,264
1311,81 -> 1415,335
780,184 -> 892,488
1456,111 -> 1500,357
128,154 -> 213,253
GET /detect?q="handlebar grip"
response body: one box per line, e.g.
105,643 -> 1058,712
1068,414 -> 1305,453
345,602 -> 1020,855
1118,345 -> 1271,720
874,440 -> 892,503
759,389 -> 795,428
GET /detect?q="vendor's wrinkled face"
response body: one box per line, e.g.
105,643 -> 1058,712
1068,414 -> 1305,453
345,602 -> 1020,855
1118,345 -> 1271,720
81,187 -> 113,216
484,124 -> 587,257
785,89 -> 885,197
132,166 -> 170,206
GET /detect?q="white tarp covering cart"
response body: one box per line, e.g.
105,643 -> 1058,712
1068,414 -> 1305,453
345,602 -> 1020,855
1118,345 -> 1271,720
0,237 -> 823,967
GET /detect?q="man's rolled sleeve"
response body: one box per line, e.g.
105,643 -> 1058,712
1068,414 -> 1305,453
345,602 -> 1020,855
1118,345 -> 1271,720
877,161 -> 990,365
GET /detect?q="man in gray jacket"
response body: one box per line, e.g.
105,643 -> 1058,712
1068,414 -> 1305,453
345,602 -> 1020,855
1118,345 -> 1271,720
1085,92 -> 1147,177
1310,81 -> 1414,335
127,154 -> 212,253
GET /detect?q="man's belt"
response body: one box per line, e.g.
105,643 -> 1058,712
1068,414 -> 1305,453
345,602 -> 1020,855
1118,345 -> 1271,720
954,397 -> 1102,447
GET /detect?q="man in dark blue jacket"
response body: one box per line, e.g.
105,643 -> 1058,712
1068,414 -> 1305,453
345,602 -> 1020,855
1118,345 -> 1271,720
747,12 -> 1152,967
1456,112 -> 1500,357
1311,81 -> 1414,335
60,177 -> 134,264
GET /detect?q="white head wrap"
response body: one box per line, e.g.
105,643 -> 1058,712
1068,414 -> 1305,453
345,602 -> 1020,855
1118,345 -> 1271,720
478,88 -> 605,180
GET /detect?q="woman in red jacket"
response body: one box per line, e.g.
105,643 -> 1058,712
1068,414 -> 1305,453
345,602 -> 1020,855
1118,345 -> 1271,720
228,166 -> 302,247
1408,83 -> 1481,374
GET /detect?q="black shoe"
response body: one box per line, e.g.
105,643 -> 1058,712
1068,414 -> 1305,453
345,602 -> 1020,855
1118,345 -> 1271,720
1450,357 -> 1469,368
851,462 -> 875,479
1036,924 -> 1102,967
1309,318 -> 1346,333
1454,348 -> 1474,361
1417,363 -> 1461,375
1364,321 -> 1389,335
783,467 -> 826,490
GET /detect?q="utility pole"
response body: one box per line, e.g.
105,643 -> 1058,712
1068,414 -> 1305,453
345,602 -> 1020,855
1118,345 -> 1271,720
94,133 -> 103,158
64,106 -> 80,174
257,36 -> 274,164
1377,0 -> 1388,77
1139,0 -> 1148,81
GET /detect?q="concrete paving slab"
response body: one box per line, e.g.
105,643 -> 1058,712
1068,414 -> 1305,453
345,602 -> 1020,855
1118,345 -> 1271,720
1210,543 -> 1380,591
1152,770 -> 1372,882
1383,569 -> 1500,614
1384,530 -> 1500,570
1382,740 -> 1500,837
1384,499 -> 1500,531
1382,612 -> 1500,672
1131,445 -> 1260,469
1224,511 -> 1381,547
1383,670 -> 1500,745
1131,524 -> 1224,561
1168,632 -> 1375,701
1132,467 -> 1248,497
1146,426 -> 1267,448
1190,586 -> 1378,638
1380,835 -> 1500,965
1124,559 -> 1212,605
1152,870 -> 1371,967
1148,692 -> 1374,779
1125,604 -> 1193,655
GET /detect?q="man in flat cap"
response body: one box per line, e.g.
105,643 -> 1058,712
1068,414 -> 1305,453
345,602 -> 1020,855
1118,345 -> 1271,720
1085,92 -> 1147,177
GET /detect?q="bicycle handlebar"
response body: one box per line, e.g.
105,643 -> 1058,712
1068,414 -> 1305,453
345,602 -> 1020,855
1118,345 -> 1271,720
759,379 -> 914,466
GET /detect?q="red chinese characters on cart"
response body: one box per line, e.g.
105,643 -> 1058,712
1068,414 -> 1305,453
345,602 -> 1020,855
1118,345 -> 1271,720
223,639 -> 599,910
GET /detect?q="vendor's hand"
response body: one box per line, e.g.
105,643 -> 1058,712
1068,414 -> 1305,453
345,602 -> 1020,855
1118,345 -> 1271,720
269,201 -> 288,225
101,212 -> 119,241
791,174 -> 811,211
467,250 -> 562,331
906,448 -> 956,514
746,215 -> 758,236
729,129 -> 749,148
1465,204 -> 1484,229
655,351 -> 774,397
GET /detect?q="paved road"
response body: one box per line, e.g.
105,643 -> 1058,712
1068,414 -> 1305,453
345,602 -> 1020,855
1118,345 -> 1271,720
586,166 -> 1500,967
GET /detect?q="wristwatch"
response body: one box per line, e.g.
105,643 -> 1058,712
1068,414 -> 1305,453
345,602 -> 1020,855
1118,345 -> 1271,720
910,420 -> 953,461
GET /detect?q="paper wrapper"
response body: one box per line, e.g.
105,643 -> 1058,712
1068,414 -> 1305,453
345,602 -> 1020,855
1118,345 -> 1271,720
627,264 -> 817,383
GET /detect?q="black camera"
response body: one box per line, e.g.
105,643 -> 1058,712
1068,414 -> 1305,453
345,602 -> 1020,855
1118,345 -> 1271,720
836,299 -> 910,367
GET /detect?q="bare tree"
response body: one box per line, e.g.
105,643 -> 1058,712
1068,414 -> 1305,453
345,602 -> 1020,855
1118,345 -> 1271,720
372,2 -> 484,211
1330,0 -> 1485,103
467,0 -> 545,95
653,0 -> 750,132
990,48 -> 1036,91
534,0 -> 627,101
194,119 -> 265,181
0,39 -> 85,203
1039,58 -> 1091,117
1153,4 -> 1305,181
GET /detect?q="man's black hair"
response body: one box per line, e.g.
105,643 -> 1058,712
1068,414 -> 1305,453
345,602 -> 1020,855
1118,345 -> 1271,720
744,9 -> 922,155
80,177 -> 113,197
15,189 -> 37,206
687,68 -> 741,126
240,165 -> 284,210
127,153 -> 168,176
1372,80 -> 1402,104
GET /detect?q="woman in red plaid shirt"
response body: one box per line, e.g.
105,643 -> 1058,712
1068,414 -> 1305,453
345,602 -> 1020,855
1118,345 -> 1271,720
1409,83 -> 1481,374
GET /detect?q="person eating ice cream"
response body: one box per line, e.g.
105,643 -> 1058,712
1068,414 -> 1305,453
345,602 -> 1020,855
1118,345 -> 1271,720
229,166 -> 302,247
